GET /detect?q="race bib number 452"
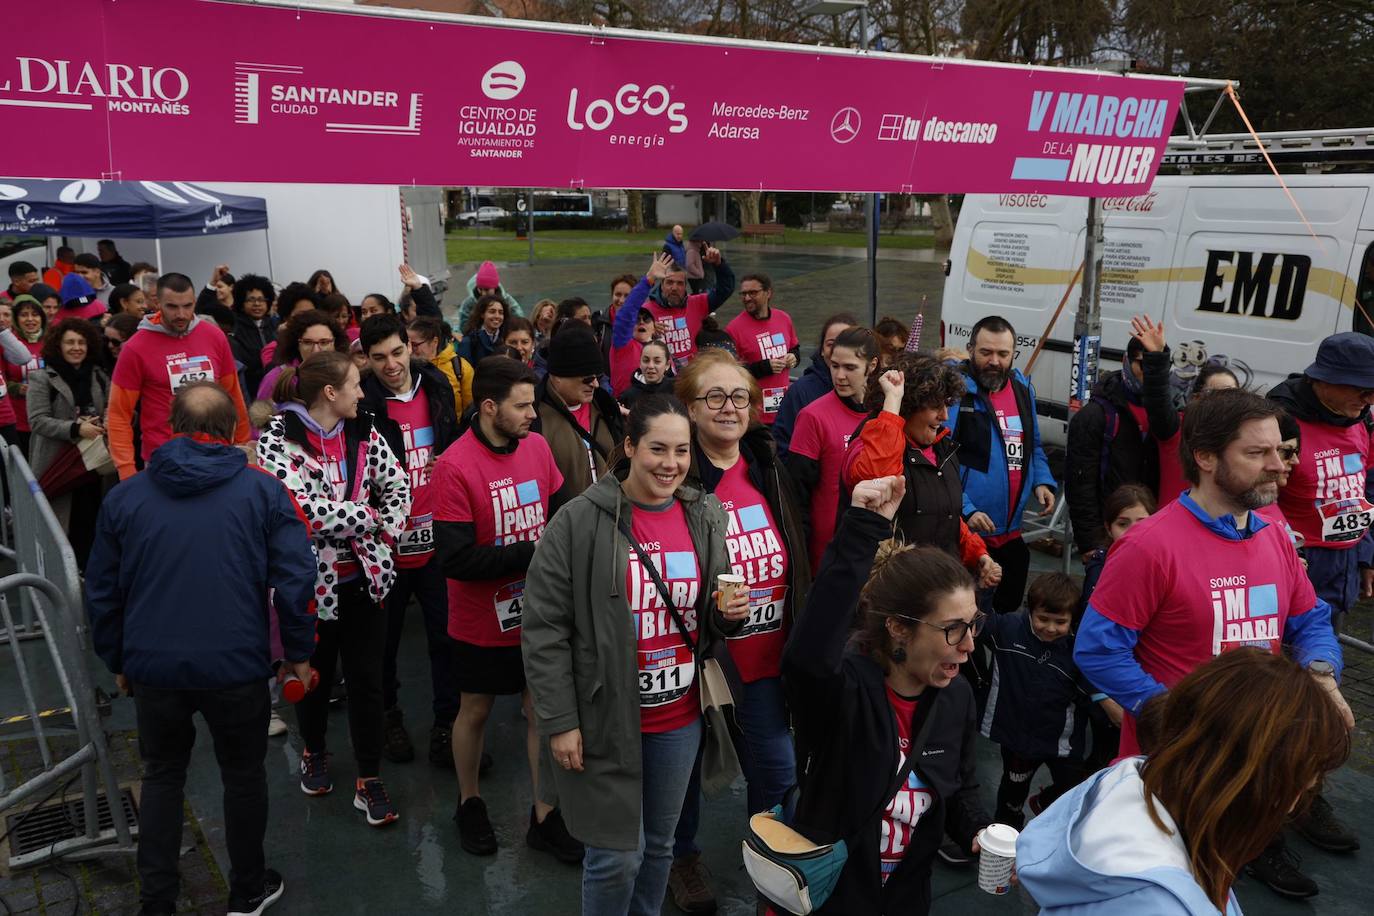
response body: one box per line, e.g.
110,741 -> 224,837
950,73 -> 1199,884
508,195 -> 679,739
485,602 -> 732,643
167,355 -> 214,392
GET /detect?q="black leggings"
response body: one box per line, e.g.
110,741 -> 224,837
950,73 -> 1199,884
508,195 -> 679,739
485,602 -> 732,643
295,580 -> 387,778
994,745 -> 1086,830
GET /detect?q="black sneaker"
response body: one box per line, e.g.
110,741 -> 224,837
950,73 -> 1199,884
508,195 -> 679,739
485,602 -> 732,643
299,750 -> 332,796
455,796 -> 498,856
353,777 -> 399,827
937,840 -> 973,867
227,868 -> 285,915
383,708 -> 415,763
527,806 -> 584,865
1245,843 -> 1318,898
429,724 -> 453,768
1293,794 -> 1360,852
329,677 -> 347,706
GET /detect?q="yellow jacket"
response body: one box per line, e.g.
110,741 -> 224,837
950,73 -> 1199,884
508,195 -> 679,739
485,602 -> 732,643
431,344 -> 473,417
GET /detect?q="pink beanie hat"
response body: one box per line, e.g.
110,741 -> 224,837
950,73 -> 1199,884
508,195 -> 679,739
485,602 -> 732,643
475,261 -> 501,289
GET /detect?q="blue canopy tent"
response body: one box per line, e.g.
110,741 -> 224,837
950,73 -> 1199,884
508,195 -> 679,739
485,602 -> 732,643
0,178 -> 270,275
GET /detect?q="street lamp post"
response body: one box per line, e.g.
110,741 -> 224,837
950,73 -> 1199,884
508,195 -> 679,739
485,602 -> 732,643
803,0 -> 877,325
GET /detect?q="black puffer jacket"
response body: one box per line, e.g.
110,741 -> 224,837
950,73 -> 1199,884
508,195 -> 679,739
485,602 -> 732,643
783,507 -> 989,915
359,359 -> 460,460
1065,371 -> 1157,553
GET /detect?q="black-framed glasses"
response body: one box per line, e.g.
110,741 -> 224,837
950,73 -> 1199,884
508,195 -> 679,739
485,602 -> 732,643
739,288 -> 767,298
912,612 -> 987,646
696,389 -> 751,410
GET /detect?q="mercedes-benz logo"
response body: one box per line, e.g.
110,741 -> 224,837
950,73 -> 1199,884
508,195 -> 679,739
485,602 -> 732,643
830,107 -> 861,144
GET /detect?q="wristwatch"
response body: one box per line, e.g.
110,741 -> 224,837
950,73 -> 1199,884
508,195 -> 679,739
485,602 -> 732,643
1308,660 -> 1336,678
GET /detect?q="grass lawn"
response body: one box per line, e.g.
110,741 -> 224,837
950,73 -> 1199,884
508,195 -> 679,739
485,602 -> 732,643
445,226 -> 936,264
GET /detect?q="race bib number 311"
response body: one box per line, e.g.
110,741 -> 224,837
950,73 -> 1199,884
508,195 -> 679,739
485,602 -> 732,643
638,644 -> 695,707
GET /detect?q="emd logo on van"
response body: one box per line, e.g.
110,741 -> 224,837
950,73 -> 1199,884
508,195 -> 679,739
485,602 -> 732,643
1197,250 -> 1310,321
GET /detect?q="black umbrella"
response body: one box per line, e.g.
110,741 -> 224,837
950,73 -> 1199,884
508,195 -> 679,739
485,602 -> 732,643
689,221 -> 740,243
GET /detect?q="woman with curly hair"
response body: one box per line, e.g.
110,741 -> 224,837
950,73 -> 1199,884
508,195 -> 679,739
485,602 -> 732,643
27,318 -> 110,564
841,353 -> 1002,589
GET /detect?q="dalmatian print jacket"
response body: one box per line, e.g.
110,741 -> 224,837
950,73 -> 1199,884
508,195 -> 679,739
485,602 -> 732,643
257,408 -> 411,620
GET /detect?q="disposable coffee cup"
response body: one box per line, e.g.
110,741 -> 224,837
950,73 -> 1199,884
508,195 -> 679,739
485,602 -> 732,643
976,823 -> 1019,896
717,574 -> 746,611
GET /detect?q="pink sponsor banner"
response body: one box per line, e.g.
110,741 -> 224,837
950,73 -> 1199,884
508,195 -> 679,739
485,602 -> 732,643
1,0 -> 1184,195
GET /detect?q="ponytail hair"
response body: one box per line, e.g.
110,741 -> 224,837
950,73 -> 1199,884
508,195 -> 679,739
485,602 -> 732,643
273,349 -> 354,408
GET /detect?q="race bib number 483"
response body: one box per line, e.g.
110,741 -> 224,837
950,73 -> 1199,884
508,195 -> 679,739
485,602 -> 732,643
1319,498 -> 1374,543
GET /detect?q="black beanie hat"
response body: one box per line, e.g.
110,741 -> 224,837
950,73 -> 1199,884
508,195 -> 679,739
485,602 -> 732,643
546,326 -> 605,378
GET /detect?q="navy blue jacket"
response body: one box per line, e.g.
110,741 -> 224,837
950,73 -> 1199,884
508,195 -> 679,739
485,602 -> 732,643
772,350 -> 832,459
86,436 -> 318,689
979,610 -> 1090,760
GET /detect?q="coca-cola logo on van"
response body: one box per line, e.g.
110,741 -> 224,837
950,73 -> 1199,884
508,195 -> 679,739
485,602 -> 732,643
1100,192 -> 1157,212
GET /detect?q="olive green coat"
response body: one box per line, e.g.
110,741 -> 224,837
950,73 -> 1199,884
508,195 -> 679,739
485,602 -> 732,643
522,470 -> 735,850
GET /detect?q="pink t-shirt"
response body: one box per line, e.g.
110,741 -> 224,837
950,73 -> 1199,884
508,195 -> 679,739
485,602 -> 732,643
388,391 -> 436,569
111,320 -> 238,461
59,302 -> 107,322
304,425 -> 358,580
790,391 -> 865,569
715,460 -> 789,683
610,339 -> 642,397
1090,498 -> 1318,755
1256,501 -> 1303,551
988,384 -> 1024,530
626,500 -> 702,734
1156,424 -> 1186,507
432,429 -> 562,647
879,686 -> 933,883
1,339 -> 41,433
1277,418 -> 1372,550
569,400 -> 591,432
726,309 -> 798,424
643,292 -> 710,368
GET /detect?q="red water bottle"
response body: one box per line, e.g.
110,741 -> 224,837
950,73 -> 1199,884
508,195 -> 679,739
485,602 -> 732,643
282,668 -> 320,704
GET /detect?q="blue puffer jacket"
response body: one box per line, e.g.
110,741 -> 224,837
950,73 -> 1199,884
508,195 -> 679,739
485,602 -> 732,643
946,367 -> 1055,537
86,436 -> 318,689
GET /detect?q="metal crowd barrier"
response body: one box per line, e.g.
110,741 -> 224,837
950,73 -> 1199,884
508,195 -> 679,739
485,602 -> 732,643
0,573 -> 135,867
0,445 -> 83,644
1020,482 -> 1076,576
0,446 -> 135,867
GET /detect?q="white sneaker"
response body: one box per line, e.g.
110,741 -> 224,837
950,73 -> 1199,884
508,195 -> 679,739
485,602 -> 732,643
267,711 -> 288,737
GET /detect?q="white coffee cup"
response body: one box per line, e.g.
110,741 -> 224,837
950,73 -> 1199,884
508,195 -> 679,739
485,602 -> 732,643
976,823 -> 1020,895
717,574 -> 746,611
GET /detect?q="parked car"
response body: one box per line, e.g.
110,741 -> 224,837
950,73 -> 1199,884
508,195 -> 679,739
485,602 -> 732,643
456,205 -> 510,226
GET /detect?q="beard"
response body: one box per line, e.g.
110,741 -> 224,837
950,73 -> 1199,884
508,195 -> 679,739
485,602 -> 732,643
494,412 -> 531,441
975,365 -> 1011,392
1215,459 -> 1279,510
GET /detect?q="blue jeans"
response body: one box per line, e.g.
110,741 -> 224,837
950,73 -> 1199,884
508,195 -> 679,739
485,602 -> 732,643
674,676 -> 796,857
582,718 -> 701,916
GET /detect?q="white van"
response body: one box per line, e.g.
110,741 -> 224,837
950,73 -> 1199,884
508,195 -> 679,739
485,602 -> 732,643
941,175 -> 1374,445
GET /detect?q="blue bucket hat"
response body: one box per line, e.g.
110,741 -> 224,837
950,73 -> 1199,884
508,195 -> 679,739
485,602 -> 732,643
1304,332 -> 1374,389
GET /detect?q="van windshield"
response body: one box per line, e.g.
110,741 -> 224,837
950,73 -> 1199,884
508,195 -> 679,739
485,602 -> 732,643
1357,245 -> 1374,337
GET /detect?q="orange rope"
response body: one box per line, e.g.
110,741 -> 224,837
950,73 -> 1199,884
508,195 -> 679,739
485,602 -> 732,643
1025,260 -> 1085,378
1225,82 -> 1319,241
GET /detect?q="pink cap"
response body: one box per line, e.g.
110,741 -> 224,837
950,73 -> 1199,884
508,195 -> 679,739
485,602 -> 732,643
475,260 -> 501,289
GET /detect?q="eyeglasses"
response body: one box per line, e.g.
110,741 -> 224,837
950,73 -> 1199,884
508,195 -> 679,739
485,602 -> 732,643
695,389 -> 751,410
579,375 -> 599,385
1278,446 -> 1299,461
740,288 -> 766,298
911,612 -> 987,646
244,294 -> 268,304
300,337 -> 335,351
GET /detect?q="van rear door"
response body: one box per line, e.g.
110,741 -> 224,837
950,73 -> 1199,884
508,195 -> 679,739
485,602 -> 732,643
1166,183 -> 1368,393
